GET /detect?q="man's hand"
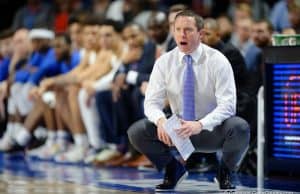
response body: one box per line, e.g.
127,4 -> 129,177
112,73 -> 128,102
114,73 -> 127,89
112,84 -> 121,102
157,117 -> 172,146
175,120 -> 203,138
140,81 -> 148,96
121,47 -> 142,64
40,78 -> 55,93
28,86 -> 40,101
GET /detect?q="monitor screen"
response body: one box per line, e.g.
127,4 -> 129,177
269,63 -> 300,160
264,46 -> 300,174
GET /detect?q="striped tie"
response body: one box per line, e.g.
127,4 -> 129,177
182,55 -> 195,121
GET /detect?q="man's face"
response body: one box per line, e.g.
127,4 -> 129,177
98,25 -> 116,49
122,26 -> 144,48
54,37 -> 69,60
82,25 -> 99,50
13,30 -> 30,57
251,22 -> 271,47
69,23 -> 82,48
236,19 -> 252,42
201,26 -> 219,46
173,16 -> 201,54
148,22 -> 168,44
31,39 -> 44,51
0,37 -> 13,57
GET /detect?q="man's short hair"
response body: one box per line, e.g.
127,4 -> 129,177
100,19 -> 124,33
174,10 -> 204,30
0,28 -> 14,40
169,4 -> 188,14
82,14 -> 103,26
254,19 -> 274,33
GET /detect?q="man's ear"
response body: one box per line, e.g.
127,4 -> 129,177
199,29 -> 204,40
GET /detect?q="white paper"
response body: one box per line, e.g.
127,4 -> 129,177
163,115 -> 195,161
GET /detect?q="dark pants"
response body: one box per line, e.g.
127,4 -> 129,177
95,90 -> 118,143
128,116 -> 250,171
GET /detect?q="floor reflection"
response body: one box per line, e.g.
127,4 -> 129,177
0,152 -> 299,193
0,173 -> 137,194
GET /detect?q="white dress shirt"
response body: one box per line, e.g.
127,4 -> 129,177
144,43 -> 236,131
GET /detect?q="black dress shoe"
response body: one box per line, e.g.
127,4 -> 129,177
155,158 -> 188,191
215,161 -> 236,190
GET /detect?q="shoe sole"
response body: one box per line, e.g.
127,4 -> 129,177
155,171 -> 188,192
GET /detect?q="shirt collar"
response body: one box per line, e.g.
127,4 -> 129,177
178,44 -> 202,65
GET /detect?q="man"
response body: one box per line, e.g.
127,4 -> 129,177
128,10 -> 250,191
0,29 -> 33,151
39,16 -> 101,163
93,23 -> 156,165
107,11 -> 177,168
230,17 -> 253,57
192,17 -> 251,173
243,19 -> 273,137
13,34 -> 80,159
245,19 -> 273,95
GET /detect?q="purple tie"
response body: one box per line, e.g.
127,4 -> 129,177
182,55 -> 195,121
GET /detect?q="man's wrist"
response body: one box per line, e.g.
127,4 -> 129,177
197,120 -> 203,130
157,117 -> 167,127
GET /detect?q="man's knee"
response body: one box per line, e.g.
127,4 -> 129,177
127,119 -> 145,145
128,118 -> 154,145
224,116 -> 250,139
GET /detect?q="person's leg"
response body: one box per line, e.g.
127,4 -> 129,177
55,89 -> 73,131
190,116 -> 250,171
14,97 -> 46,147
55,85 -> 88,163
131,87 -> 145,121
95,90 -> 116,143
92,90 -> 123,165
113,88 -> 134,146
0,83 -> 23,150
190,116 -> 250,189
128,118 -> 187,191
53,89 -> 70,152
67,85 -> 88,146
78,88 -> 104,150
17,83 -> 35,117
128,118 -> 173,171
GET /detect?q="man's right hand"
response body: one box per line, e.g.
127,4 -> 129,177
157,117 -> 172,146
40,78 -> 54,92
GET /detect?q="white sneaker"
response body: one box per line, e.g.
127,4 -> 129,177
94,148 -> 121,163
38,144 -> 67,160
84,148 -> 103,164
54,145 -> 88,163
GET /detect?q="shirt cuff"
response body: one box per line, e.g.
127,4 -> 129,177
126,70 -> 138,85
199,118 -> 214,132
147,110 -> 166,126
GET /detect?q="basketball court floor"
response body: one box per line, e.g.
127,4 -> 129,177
0,152 -> 299,194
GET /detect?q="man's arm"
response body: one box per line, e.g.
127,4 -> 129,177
199,53 -> 236,131
77,51 -> 113,82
